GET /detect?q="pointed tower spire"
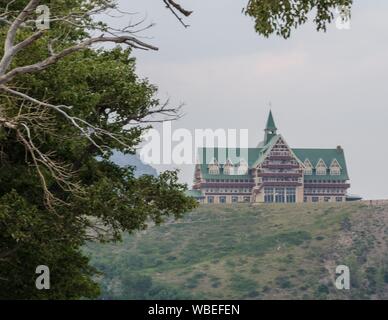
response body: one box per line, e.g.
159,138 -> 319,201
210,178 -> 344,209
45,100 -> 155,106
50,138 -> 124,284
265,110 -> 277,131
264,110 -> 277,145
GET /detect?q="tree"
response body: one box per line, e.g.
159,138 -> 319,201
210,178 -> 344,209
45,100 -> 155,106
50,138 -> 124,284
0,0 -> 196,299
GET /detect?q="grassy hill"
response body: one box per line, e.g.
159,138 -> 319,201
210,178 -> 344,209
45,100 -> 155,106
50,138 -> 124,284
85,202 -> 388,299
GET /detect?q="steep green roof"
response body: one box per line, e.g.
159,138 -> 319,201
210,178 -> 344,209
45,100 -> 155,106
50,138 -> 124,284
197,147 -> 262,167
292,148 -> 349,181
265,110 -> 277,131
197,148 -> 261,180
197,145 -> 350,181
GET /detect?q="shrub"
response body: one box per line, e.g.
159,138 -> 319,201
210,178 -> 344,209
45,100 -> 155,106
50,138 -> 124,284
275,276 -> 292,289
317,284 -> 329,295
229,275 -> 258,293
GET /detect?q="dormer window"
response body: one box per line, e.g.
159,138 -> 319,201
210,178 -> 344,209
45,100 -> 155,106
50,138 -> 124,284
208,158 -> 220,175
223,159 -> 234,175
237,159 -> 248,175
316,159 -> 327,175
330,159 -> 341,176
304,159 -> 313,175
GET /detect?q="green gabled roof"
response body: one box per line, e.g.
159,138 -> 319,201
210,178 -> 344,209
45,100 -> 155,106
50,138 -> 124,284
197,147 -> 261,180
265,110 -> 277,131
292,148 -> 349,180
197,145 -> 350,182
197,147 -> 262,167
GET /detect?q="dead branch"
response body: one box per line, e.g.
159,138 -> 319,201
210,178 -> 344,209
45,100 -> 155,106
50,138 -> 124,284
162,0 -> 193,28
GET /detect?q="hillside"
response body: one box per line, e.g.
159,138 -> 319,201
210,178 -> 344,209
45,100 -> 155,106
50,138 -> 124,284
110,151 -> 157,177
85,202 -> 388,299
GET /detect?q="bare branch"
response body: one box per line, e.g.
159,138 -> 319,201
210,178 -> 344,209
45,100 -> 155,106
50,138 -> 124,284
162,0 -> 193,28
0,0 -> 40,74
166,0 -> 193,17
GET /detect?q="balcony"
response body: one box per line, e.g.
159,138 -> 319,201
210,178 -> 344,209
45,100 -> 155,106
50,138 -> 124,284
304,183 -> 350,188
258,172 -> 302,178
261,181 -> 303,187
267,155 -> 294,161
261,163 -> 300,169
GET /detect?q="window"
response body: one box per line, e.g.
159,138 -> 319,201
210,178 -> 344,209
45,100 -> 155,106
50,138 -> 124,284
232,196 -> 238,203
207,196 -> 214,204
312,196 -> 319,203
220,196 -> 226,204
243,196 -> 250,203
324,197 -> 331,202
316,159 -> 327,176
336,197 -> 343,202
286,188 -> 296,203
237,159 -> 248,175
330,159 -> 341,176
209,165 -> 219,175
304,159 -> 313,175
264,187 -> 274,203
275,188 -> 285,203
223,160 -> 234,175
304,197 -> 308,203
208,158 -> 220,175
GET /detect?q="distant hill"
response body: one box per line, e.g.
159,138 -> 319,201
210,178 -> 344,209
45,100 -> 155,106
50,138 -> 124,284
110,151 -> 157,178
85,202 -> 388,300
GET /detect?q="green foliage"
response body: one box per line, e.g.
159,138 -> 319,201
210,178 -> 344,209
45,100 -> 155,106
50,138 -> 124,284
245,0 -> 353,38
0,191 -> 100,299
0,0 -> 197,299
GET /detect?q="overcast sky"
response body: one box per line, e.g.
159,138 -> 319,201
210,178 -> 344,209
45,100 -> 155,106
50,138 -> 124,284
106,0 -> 388,200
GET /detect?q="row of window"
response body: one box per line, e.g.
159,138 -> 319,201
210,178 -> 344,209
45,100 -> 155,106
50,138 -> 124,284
205,179 -> 253,183
305,196 -> 344,202
264,160 -> 298,165
304,188 -> 345,194
305,180 -> 346,184
207,196 -> 251,203
262,177 -> 300,182
269,151 -> 290,156
304,168 -> 341,176
264,187 -> 296,203
205,188 -> 251,193
208,165 -> 248,175
304,159 -> 341,176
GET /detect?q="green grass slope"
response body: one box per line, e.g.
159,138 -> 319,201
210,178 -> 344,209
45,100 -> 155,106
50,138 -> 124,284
85,202 -> 388,299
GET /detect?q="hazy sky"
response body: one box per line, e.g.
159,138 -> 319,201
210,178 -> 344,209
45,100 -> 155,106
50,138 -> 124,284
105,0 -> 388,199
